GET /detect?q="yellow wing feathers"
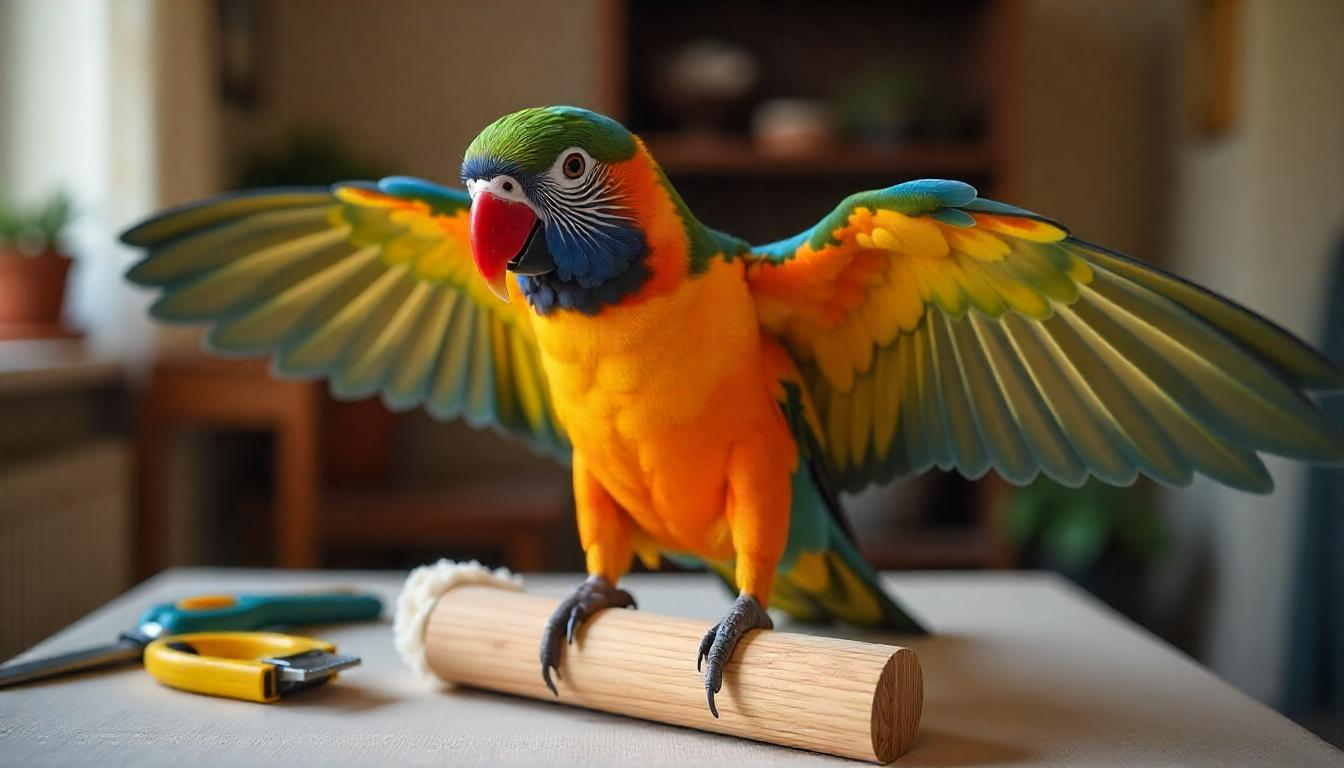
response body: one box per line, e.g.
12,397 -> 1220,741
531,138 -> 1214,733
122,180 -> 567,459
747,182 -> 1343,492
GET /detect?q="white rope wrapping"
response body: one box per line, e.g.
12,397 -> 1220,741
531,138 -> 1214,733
393,559 -> 524,679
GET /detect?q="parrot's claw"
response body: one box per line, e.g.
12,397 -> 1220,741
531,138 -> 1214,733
539,576 -> 636,696
697,594 -> 773,719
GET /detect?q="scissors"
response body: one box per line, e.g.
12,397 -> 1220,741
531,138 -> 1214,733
0,591 -> 381,700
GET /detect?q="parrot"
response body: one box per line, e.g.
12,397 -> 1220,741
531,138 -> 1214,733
121,106 -> 1344,717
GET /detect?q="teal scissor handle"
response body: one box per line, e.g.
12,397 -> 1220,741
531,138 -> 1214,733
137,592 -> 383,636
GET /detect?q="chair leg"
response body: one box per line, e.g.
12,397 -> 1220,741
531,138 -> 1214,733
274,386 -> 320,568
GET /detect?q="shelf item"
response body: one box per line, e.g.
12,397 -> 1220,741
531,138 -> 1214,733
644,133 -> 995,177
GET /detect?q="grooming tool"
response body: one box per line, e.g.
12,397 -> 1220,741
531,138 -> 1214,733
143,631 -> 360,702
0,590 -> 381,689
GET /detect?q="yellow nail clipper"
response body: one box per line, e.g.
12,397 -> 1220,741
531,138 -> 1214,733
0,591 -> 377,701
142,632 -> 360,703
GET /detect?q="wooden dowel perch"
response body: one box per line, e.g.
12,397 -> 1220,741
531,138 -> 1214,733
421,585 -> 923,763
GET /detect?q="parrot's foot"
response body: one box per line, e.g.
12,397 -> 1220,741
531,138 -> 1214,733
540,575 -> 636,696
696,593 -> 773,718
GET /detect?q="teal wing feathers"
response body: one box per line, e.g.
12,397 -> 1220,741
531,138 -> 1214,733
745,179 -> 1344,494
772,381 -> 926,632
122,177 -> 569,461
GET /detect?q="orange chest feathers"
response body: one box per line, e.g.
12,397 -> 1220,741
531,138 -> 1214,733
527,258 -> 794,548
531,258 -> 755,434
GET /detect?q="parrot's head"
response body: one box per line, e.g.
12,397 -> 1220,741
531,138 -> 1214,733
461,106 -> 652,314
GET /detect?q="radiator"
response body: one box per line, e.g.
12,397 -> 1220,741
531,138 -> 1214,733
0,440 -> 132,659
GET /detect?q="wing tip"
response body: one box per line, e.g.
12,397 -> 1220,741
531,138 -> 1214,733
1311,362 -> 1344,392
124,259 -> 155,287
1230,472 -> 1276,495
119,186 -> 334,248
1298,425 -> 1344,466
120,215 -> 173,248
1072,237 -> 1344,391
146,294 -> 197,323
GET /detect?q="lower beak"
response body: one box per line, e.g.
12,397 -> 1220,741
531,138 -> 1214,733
470,191 -> 538,302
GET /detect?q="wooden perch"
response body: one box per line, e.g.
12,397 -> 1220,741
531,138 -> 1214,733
421,586 -> 922,763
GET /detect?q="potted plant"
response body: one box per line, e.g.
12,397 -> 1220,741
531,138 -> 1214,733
0,192 -> 74,338
1001,477 -> 1167,623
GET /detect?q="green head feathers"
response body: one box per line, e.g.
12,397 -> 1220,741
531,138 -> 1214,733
463,106 -> 637,175
459,106 -> 746,313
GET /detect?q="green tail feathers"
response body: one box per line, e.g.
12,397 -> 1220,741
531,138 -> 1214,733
773,521 -> 927,633
775,446 -> 927,633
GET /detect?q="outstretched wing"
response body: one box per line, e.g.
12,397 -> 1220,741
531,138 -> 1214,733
122,176 -> 568,460
746,180 -> 1344,493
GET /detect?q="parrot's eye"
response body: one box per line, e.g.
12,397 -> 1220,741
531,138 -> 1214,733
562,152 -> 585,179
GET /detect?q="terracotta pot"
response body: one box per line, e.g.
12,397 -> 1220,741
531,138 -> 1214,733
0,248 -> 72,328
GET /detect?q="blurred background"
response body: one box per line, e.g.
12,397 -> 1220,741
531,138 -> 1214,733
0,0 -> 1341,744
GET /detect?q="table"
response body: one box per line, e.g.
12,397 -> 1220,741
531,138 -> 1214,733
1,569 -> 1339,767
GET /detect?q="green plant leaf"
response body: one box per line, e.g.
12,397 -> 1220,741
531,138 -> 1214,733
1041,495 -> 1112,570
1114,501 -> 1168,558
1003,483 -> 1053,545
0,191 -> 71,254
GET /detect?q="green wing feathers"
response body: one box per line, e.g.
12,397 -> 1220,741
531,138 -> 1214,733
747,179 -> 1344,494
774,381 -> 926,631
122,179 -> 569,460
770,465 -> 926,632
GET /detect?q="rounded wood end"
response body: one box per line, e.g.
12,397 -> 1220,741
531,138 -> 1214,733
870,647 -> 923,763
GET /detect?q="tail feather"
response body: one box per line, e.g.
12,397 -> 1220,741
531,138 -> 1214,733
776,522 -> 927,633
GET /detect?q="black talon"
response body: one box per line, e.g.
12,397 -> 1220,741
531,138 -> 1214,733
696,624 -> 717,673
538,576 -> 637,696
543,665 -> 559,697
698,594 -> 773,719
566,609 -> 579,645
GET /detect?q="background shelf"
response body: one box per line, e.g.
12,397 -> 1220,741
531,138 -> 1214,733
644,134 -> 996,177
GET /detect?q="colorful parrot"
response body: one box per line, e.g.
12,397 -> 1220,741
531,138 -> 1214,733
121,106 -> 1344,717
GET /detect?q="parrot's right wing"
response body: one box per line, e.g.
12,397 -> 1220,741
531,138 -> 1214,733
122,177 -> 569,461
744,179 -> 1344,493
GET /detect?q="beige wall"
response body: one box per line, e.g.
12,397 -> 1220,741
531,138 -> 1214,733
1165,0 -> 1344,705
220,0 -> 610,185
1020,0 -> 1180,262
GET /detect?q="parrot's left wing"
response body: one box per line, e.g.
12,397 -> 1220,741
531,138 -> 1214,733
745,180 -> 1344,493
123,177 -> 568,460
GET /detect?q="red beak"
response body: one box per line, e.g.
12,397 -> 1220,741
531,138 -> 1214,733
469,191 -> 538,302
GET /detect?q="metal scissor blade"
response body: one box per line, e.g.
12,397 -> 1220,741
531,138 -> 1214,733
262,649 -> 361,682
0,638 -> 145,689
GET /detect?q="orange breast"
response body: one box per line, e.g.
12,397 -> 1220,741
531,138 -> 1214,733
529,258 -> 794,557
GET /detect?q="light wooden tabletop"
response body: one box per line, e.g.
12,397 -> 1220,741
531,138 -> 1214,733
1,568 -> 1339,767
